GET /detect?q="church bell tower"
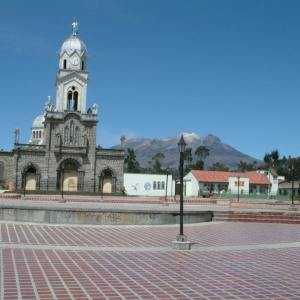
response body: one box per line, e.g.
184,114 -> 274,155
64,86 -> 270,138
55,18 -> 88,113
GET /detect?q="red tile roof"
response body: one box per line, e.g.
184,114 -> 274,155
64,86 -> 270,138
190,170 -> 270,184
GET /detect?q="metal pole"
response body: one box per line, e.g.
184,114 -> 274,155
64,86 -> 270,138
292,171 -> 294,206
163,168 -> 169,206
61,170 -> 64,198
23,173 -> 26,197
22,172 -> 27,200
180,152 -> 184,236
238,176 -> 240,201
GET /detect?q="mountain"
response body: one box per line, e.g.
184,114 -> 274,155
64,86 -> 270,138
112,133 -> 261,170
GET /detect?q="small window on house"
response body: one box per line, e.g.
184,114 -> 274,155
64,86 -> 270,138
33,131 -> 35,139
39,131 -> 41,138
162,181 -> 165,190
56,134 -> 60,145
82,61 -> 84,70
153,181 -> 156,190
64,59 -> 67,69
157,181 -> 161,189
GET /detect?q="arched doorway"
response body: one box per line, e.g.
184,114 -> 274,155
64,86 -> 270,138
99,169 -> 116,194
26,167 -> 36,190
61,162 -> 78,191
22,166 -> 40,191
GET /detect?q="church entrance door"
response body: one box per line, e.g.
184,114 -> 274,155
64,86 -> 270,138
63,171 -> 78,191
99,169 -> 116,194
103,178 -> 112,193
26,175 -> 36,190
61,162 -> 78,192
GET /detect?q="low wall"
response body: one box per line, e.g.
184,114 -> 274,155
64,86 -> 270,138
0,206 -> 213,225
230,200 -> 299,210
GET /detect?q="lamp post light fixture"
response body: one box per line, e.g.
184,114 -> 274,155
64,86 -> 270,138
289,164 -> 297,211
172,134 -> 191,250
237,176 -> 240,201
60,163 -> 66,203
163,167 -> 169,206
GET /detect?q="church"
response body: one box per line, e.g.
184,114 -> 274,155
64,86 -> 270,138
0,19 -> 125,194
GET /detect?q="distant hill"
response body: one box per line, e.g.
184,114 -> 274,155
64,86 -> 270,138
112,133 -> 262,170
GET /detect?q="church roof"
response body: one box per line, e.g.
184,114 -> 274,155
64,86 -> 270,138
32,114 -> 44,129
60,35 -> 87,57
190,170 -> 270,184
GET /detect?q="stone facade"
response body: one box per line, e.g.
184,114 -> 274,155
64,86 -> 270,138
0,20 -> 124,193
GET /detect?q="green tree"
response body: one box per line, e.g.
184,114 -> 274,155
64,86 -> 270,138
195,146 -> 210,160
152,152 -> 165,173
183,148 -> 193,164
186,160 -> 204,171
210,162 -> 229,172
124,148 -> 140,173
237,160 -> 257,172
191,145 -> 210,170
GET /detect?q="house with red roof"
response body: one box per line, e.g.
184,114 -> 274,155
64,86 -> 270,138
184,170 -> 273,197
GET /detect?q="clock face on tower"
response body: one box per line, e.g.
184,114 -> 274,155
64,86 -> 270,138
70,56 -> 80,65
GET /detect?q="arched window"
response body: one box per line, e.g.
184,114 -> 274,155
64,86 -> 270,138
75,127 -> 79,144
0,161 -> 4,179
81,61 -> 84,70
158,181 -> 161,189
64,126 -> 69,143
73,91 -> 78,110
70,121 -> 74,143
56,134 -> 60,145
63,59 -> 67,69
153,181 -> 156,190
162,181 -> 165,190
33,131 -> 35,139
67,87 -> 79,111
39,131 -> 41,138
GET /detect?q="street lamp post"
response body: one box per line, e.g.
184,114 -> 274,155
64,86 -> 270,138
289,164 -> 297,211
163,167 -> 169,206
172,135 -> 190,250
100,177 -> 104,202
22,170 -> 27,200
298,180 -> 300,204
237,176 -> 240,201
60,163 -> 66,203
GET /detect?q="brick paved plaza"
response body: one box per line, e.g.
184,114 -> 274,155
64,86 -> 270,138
1,217 -> 300,299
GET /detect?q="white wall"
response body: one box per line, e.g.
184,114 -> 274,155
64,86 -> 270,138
228,176 -> 249,194
183,172 -> 200,196
124,173 -> 173,197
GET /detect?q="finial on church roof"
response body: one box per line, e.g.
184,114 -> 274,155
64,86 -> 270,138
71,18 -> 79,36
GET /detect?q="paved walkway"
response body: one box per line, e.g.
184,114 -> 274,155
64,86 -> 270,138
1,218 -> 300,299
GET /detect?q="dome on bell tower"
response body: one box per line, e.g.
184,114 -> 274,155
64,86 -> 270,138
60,35 -> 87,57
59,18 -> 87,72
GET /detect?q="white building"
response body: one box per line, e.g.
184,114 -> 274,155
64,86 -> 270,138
124,173 -> 174,197
184,170 -> 271,197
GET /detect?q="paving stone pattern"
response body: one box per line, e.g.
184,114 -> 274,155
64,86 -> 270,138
1,222 -> 300,299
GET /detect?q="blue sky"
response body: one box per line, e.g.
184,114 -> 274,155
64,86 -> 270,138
1,0 -> 300,161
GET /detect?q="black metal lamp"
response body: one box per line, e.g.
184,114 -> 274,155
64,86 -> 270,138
22,168 -> 28,200
289,164 -> 297,211
172,134 -> 190,250
60,163 -> 66,203
237,176 -> 240,201
163,167 -> 170,206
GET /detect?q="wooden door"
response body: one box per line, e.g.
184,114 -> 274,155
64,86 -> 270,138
103,178 -> 112,193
